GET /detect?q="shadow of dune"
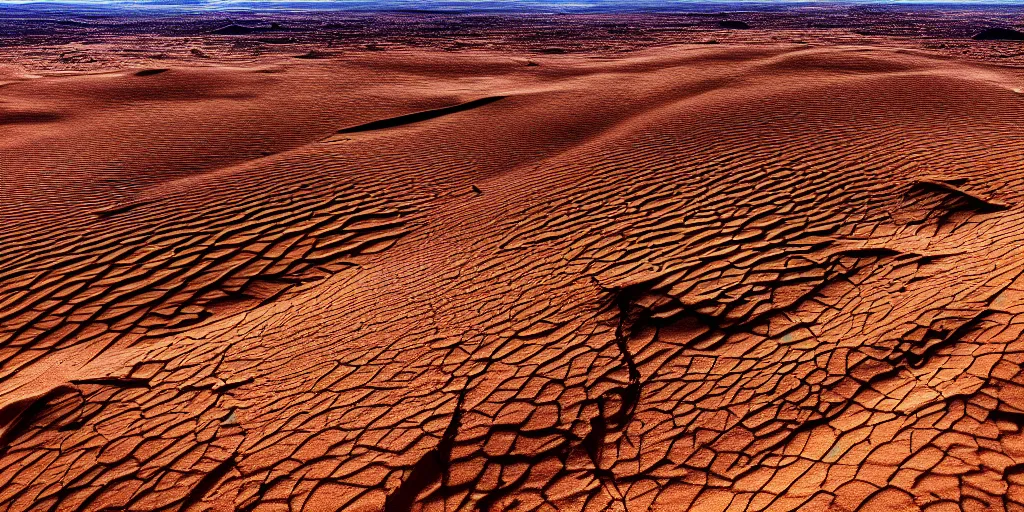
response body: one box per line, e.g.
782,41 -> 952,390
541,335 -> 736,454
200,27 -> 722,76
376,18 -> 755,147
335,96 -> 507,134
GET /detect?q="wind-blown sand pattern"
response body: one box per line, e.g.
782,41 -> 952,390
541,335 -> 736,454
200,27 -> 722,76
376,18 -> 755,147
4,10 -> 1024,510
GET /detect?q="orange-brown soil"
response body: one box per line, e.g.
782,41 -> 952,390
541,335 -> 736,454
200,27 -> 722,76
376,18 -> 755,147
3,9 -> 1024,512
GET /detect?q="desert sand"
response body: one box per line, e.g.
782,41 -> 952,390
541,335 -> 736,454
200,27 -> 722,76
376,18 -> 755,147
3,6 -> 1024,511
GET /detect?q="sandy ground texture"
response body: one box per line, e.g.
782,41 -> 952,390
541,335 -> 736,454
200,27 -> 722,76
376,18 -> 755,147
3,7 -> 1024,512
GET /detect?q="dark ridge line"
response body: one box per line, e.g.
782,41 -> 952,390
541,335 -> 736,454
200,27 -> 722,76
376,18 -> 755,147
899,309 -> 995,370
610,283 -> 644,425
210,24 -> 255,35
92,200 -> 155,218
0,386 -> 78,456
178,454 -> 238,512
335,95 -> 507,134
0,112 -> 62,125
383,388 -> 465,512
973,27 -> 1024,41
908,178 -> 1010,212
574,279 -> 654,502
69,377 -> 152,389
990,408 -> 1024,430
135,68 -> 169,76
294,50 -> 328,59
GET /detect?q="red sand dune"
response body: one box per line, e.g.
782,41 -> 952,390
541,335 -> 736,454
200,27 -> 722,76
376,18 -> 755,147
4,24 -> 1024,512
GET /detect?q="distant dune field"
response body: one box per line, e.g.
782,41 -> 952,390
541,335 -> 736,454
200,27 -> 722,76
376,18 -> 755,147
3,28 -> 1024,512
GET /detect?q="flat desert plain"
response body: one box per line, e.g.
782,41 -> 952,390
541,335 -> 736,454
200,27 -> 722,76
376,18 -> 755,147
3,7 -> 1024,511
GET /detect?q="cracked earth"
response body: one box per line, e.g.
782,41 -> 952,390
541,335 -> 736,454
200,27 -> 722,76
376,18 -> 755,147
3,35 -> 1024,511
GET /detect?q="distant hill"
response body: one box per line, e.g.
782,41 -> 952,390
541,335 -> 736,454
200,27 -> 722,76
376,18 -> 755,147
973,27 -> 1024,41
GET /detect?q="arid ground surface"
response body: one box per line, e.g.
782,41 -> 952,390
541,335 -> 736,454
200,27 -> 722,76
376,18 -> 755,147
3,5 -> 1024,511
